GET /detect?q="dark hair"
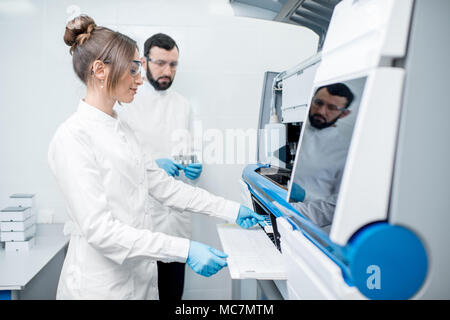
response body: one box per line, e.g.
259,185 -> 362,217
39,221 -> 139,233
315,83 -> 354,108
64,14 -> 138,93
143,33 -> 179,57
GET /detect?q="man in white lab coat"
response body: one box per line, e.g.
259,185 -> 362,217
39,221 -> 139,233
291,83 -> 354,229
116,34 -> 199,300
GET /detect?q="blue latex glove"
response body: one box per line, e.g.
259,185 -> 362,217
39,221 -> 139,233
186,241 -> 228,277
184,163 -> 203,180
155,158 -> 184,177
236,205 -> 265,229
290,182 -> 306,202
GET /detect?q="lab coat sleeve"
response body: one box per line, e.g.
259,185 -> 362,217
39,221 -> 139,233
145,160 -> 240,222
291,193 -> 338,227
48,125 -> 190,265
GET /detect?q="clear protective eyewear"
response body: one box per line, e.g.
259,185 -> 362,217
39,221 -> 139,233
94,59 -> 142,77
130,60 -> 143,77
311,98 -> 347,113
147,57 -> 178,69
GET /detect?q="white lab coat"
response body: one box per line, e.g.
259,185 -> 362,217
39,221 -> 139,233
116,82 -> 193,239
48,100 -> 239,300
291,122 -> 350,227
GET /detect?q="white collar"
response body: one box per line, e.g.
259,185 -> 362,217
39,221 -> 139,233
77,99 -> 120,129
143,77 -> 171,97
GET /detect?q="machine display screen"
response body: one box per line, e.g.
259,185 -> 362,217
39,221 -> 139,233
287,77 -> 366,232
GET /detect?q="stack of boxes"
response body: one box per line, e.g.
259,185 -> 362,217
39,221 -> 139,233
0,194 -> 36,252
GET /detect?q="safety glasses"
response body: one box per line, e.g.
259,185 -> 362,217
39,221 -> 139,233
146,57 -> 178,69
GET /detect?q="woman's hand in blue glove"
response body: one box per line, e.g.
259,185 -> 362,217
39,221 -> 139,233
186,241 -> 228,277
236,205 -> 265,229
155,158 -> 184,177
184,163 -> 203,180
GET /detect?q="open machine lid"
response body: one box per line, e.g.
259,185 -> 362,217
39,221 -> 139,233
230,0 -> 341,49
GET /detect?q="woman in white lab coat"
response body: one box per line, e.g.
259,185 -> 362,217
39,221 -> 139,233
48,15 -> 263,300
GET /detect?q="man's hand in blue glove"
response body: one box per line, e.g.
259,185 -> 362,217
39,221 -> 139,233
236,205 -> 265,229
155,158 -> 184,177
184,163 -> 203,180
290,182 -> 306,202
186,241 -> 228,277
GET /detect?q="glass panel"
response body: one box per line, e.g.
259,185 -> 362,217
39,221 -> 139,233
288,77 -> 367,232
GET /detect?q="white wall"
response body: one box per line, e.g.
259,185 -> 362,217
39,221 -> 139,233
0,0 -> 318,299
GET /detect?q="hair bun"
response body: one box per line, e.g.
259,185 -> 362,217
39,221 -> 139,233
64,15 -> 97,54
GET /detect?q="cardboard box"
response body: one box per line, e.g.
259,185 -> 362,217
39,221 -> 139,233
1,215 -> 35,232
0,224 -> 36,242
9,194 -> 35,208
0,207 -> 33,222
5,237 -> 35,252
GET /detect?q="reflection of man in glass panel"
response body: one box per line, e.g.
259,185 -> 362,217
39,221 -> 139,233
291,83 -> 354,229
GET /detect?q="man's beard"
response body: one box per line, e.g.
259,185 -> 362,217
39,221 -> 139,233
147,67 -> 173,91
309,113 -> 340,130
